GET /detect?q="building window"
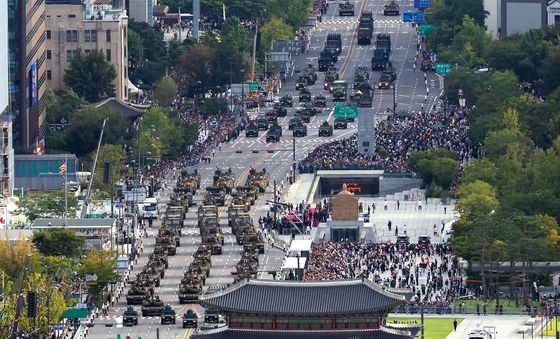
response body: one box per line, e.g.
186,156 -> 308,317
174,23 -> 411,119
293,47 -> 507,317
47,70 -> 52,80
106,49 -> 111,61
91,30 -> 97,42
66,50 -> 73,62
46,30 -> 51,39
124,47 -> 126,58
67,30 -> 78,42
85,49 -> 91,56
66,30 -> 72,42
69,14 -> 76,18
46,50 -> 51,59
84,30 -> 90,42
555,14 -> 560,25
125,66 -> 127,78
106,29 -> 111,42
123,28 -> 127,39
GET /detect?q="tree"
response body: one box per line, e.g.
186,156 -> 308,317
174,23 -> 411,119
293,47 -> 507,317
16,191 -> 79,222
265,0 -> 311,31
128,29 -> 145,75
65,106 -> 128,157
79,249 -> 120,307
456,180 -> 499,219
483,129 -> 534,162
179,44 -> 215,92
45,89 -> 84,124
93,144 -> 126,192
32,228 -> 84,257
260,17 -> 293,54
64,49 -> 117,102
221,16 -> 251,54
153,77 -> 178,107
540,45 -> 560,94
431,157 -> 459,189
462,158 -> 498,186
139,107 -> 191,157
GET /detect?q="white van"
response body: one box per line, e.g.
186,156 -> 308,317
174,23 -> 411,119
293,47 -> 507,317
141,197 -> 158,219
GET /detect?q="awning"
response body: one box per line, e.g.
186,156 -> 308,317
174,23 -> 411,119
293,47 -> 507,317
128,79 -> 142,94
62,308 -> 88,319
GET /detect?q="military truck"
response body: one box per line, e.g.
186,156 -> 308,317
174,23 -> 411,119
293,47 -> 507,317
266,123 -> 282,142
202,234 -> 223,255
161,305 -> 176,325
325,33 -> 342,56
272,103 -> 288,117
357,11 -> 374,45
320,48 -> 338,64
183,310 -> 198,328
332,80 -> 349,101
206,187 -> 226,206
299,88 -> 311,102
165,205 -> 185,220
296,109 -> 311,123
318,121 -> 333,137
245,122 -> 259,137
378,64 -> 396,89
256,115 -> 268,130
334,118 -> 349,129
123,306 -> 139,326
158,226 -> 180,247
243,232 -> 265,254
279,95 -> 293,107
372,48 -> 390,70
376,34 -> 392,51
141,295 -> 164,317
289,117 -> 303,130
126,284 -> 151,305
383,0 -> 400,15
265,110 -> 278,125
324,69 -> 339,91
314,95 -> 327,108
318,54 -> 334,72
212,169 -> 234,193
354,66 -> 370,87
338,0 -> 355,15
292,122 -> 307,137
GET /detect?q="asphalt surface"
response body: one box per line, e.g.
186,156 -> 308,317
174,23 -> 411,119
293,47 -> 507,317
88,0 -> 440,338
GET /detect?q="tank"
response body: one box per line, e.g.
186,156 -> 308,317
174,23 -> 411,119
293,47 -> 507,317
126,284 -> 151,305
141,295 -> 164,316
178,278 -> 203,304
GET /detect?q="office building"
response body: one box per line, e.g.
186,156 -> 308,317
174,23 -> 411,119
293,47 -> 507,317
8,0 -> 48,150
129,0 -> 155,25
1,0 -> 15,196
45,0 -> 129,101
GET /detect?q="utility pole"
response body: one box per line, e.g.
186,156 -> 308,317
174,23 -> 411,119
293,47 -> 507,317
292,136 -> 296,184
392,84 -> 397,113
273,180 -> 277,224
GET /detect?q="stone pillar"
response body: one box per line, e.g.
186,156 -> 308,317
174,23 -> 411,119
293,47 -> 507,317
357,90 -> 375,154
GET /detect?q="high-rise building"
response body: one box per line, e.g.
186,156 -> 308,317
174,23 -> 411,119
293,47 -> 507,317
8,0 -> 48,150
45,0 -> 129,101
129,0 -> 155,25
1,0 -> 15,196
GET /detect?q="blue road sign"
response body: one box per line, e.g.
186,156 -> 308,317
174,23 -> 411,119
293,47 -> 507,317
414,0 -> 430,9
403,11 -> 425,23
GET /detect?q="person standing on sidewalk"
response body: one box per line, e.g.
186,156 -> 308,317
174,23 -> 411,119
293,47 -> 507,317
453,319 -> 458,331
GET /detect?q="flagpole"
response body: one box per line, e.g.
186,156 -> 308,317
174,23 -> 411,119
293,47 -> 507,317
64,153 -> 68,226
178,7 -> 182,41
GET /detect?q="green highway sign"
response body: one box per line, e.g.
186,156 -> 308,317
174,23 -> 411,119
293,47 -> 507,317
419,24 -> 434,35
435,63 -> 452,75
249,82 -> 259,90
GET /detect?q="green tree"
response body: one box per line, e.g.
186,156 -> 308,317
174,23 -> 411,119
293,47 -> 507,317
79,249 -> 120,307
431,157 -> 459,189
260,17 -> 293,54
462,158 -> 498,186
45,89 -> 84,124
128,29 -> 145,75
32,228 -> 84,257
456,180 -> 499,219
153,77 -> 178,107
483,129 -> 534,162
265,0 -> 311,31
540,45 -> 560,94
93,144 -> 126,192
64,49 -> 117,102
221,16 -> 251,54
140,107 -> 190,157
16,191 -> 79,222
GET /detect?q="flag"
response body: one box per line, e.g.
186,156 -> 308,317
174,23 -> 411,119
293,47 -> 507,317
59,162 -> 67,176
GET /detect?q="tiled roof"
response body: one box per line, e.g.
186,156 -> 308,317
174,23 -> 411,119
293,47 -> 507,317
192,327 -> 414,339
199,279 -> 408,315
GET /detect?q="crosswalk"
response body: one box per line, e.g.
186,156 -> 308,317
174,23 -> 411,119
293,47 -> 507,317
321,18 -> 404,25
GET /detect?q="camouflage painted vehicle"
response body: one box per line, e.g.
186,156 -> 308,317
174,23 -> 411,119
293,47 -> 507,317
201,235 -> 223,255
230,191 -> 251,211
204,187 -> 226,206
123,306 -> 139,326
212,168 -> 235,193
178,170 -> 201,193
236,225 -> 257,245
153,246 -> 169,265
200,226 -> 224,245
155,236 -> 177,256
237,186 -> 257,205
243,232 -> 265,254
170,190 -> 193,208
158,226 -> 181,246
146,257 -> 166,278
162,216 -> 184,229
141,295 -> 165,316
194,245 -> 213,261
178,277 -> 204,304
149,252 -> 168,269
183,309 -> 198,328
230,214 -> 253,233
198,205 -> 218,217
126,284 -> 151,305
246,168 -> 269,193
165,205 -> 185,220
139,267 -> 162,287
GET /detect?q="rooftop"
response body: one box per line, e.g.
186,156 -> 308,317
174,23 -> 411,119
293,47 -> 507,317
32,218 -> 116,228
199,279 -> 410,315
192,327 -> 415,339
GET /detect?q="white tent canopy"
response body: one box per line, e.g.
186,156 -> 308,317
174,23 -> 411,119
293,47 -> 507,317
128,79 -> 142,94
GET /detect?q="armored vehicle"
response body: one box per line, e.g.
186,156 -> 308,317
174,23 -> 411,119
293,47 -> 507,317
245,122 -> 259,137
338,0 -> 355,15
265,110 -> 278,125
325,33 -> 342,56
150,252 -> 168,269
161,305 -> 176,325
266,123 -> 282,142
246,168 -> 269,193
372,48 -> 390,70
204,188 -> 226,206
318,121 -> 333,137
141,295 -> 164,317
138,267 -> 162,287
126,284 -> 151,305
354,66 -> 370,87
155,236 -> 177,256
158,226 -> 180,247
198,205 -> 219,218
243,233 -> 265,254
334,118 -> 348,129
178,276 -> 203,304
212,168 -> 234,193
183,310 -> 198,328
289,117 -> 304,130
357,11 -> 374,45
332,80 -> 348,101
272,104 -> 288,117
123,306 -> 139,326
256,115 -> 268,130
314,95 -> 327,108
165,205 -> 185,220
378,65 -> 396,89
376,34 -> 392,50
296,109 -> 311,123
383,0 -> 400,15
324,69 -> 340,91
318,55 -> 334,72
293,123 -> 308,137
279,95 -> 293,107
299,88 -> 311,102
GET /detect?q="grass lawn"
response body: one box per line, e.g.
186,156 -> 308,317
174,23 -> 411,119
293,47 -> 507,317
386,317 -> 462,339
459,299 -> 539,315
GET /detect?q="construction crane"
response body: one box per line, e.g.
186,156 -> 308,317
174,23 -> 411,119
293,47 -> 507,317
81,118 -> 107,217
250,17 -> 259,83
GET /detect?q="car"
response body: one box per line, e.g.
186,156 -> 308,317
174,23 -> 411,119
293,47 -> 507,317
245,123 -> 259,137
299,89 -> 311,102
334,118 -> 348,129
318,121 -> 333,137
204,309 -> 223,324
122,306 -> 139,326
279,95 -> 293,107
313,95 -> 327,108
289,117 -> 303,130
273,103 -> 288,117
182,309 -> 198,328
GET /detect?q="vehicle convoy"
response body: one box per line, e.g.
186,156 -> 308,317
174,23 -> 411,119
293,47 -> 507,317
357,11 -> 374,45
123,306 -> 139,326
334,118 -> 349,129
245,122 -> 259,137
332,80 -> 348,101
324,69 -> 339,90
292,122 -> 308,137
372,34 -> 392,70
378,64 -> 397,89
289,117 -> 304,130
299,88 -> 312,102
325,33 -> 342,55
338,0 -> 355,15
319,121 -> 333,137
314,95 -> 327,108
296,109 -> 311,123
160,305 -> 176,325
272,103 -> 287,117
334,102 -> 358,122
354,66 -> 370,87
280,95 -> 293,107
265,110 -> 278,124
183,310 -> 198,328
126,283 -> 151,305
246,168 -> 269,193
383,0 -> 400,15
266,123 -> 282,142
257,115 -> 268,130
141,295 -> 164,316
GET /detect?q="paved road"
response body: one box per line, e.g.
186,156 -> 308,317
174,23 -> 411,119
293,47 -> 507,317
88,0 -> 439,338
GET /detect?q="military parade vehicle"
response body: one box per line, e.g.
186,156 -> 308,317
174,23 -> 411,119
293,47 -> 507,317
203,188 -> 225,206
296,109 -> 311,123
178,170 -> 200,193
325,33 -> 342,56
212,168 -> 234,193
153,245 -> 169,265
383,0 -> 400,15
138,267 -> 162,287
126,283 -> 151,305
357,11 -> 374,45
183,310 -> 198,328
279,95 -> 293,107
123,306 -> 139,326
150,252 -> 168,269
256,115 -> 268,130
354,66 -> 370,87
318,53 -> 335,71
228,205 -> 250,222
372,48 -> 390,70
141,295 -> 165,316
165,205 -> 185,220
230,193 -> 251,211
318,121 -> 334,137
204,309 -> 223,324
246,168 -> 269,193
295,76 -> 307,90
169,192 -> 192,210
178,276 -> 204,303
332,80 -> 349,101
265,110 -> 278,125
324,68 -> 340,91
155,236 -> 177,256
158,226 -> 180,247
160,305 -> 176,325
194,245 -> 213,263
299,88 -> 311,102
289,117 -> 304,130
272,103 -> 288,117
378,64 -> 397,89
302,102 -> 319,116
146,256 -> 167,278
338,0 -> 355,15
243,232 -> 266,254
313,95 -> 327,108
198,204 -> 218,218
202,234 -> 223,254
238,185 -> 258,205
266,123 -> 282,142
245,122 -> 259,137
292,122 -> 308,137
200,224 -> 224,245
334,118 -> 349,129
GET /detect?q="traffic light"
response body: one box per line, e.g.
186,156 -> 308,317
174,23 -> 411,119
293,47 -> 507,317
103,161 -> 111,184
27,291 -> 37,318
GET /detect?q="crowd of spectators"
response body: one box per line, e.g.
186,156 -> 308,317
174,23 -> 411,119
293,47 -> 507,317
304,241 -> 463,309
298,107 -> 474,173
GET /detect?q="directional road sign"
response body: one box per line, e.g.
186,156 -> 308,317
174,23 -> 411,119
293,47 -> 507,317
403,12 -> 425,23
419,24 -> 434,35
435,63 -> 452,75
414,0 -> 430,9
